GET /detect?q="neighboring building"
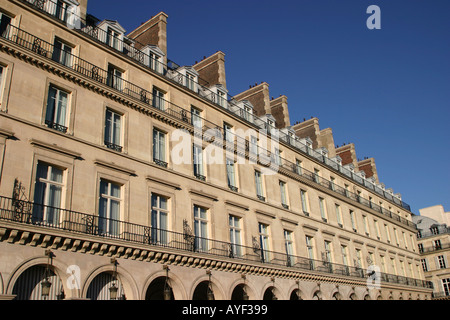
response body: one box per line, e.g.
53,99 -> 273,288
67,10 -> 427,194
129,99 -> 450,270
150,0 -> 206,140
0,0 -> 432,300
414,205 -> 450,300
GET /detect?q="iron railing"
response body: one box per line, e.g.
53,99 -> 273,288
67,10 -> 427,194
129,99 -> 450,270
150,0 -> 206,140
17,0 -> 412,213
417,226 -> 450,239
0,195 -> 432,289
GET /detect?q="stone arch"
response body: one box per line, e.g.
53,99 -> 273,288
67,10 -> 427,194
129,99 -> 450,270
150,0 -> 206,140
261,279 -> 285,300
142,269 -> 187,300
82,263 -> 139,300
288,282 -> 304,300
6,255 -> 71,299
229,277 -> 256,300
190,273 -> 226,300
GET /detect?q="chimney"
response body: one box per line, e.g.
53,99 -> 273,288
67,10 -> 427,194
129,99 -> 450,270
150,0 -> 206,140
292,118 -> 336,157
127,12 -> 168,61
193,51 -> 226,88
357,158 -> 379,183
269,95 -> 290,129
234,82 -> 271,117
78,0 -> 88,21
335,143 -> 358,168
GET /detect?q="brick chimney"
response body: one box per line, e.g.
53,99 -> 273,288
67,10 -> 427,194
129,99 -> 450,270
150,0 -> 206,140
357,158 -> 379,183
269,95 -> 290,129
335,143 -> 358,168
127,12 -> 168,61
193,51 -> 226,88
292,118 -> 336,157
234,82 -> 271,117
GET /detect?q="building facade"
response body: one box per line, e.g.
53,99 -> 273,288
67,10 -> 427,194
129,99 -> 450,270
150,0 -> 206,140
0,0 -> 432,300
414,205 -> 450,300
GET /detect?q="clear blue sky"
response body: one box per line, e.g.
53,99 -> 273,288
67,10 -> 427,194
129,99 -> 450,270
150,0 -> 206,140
87,0 -> 450,215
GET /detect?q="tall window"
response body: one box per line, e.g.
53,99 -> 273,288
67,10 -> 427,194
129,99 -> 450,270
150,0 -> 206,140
151,194 -> 168,244
324,240 -> 333,266
363,215 -> 370,236
104,109 -> 122,152
107,64 -> 123,91
394,228 -> 399,246
191,107 -> 202,129
255,170 -> 264,201
217,90 -> 226,108
0,65 -> 5,107
349,210 -> 356,232
279,181 -> 288,209
0,12 -> 12,37
273,148 -> 282,166
52,38 -> 72,67
149,51 -> 161,72
295,159 -> 302,175
380,256 -> 387,273
384,224 -> 391,243
314,169 -> 320,183
193,144 -> 205,180
153,129 -> 166,167
341,245 -> 349,272
259,223 -> 270,263
306,236 -> 315,268
442,278 -> 450,296
355,249 -> 362,268
45,85 -> 69,133
434,239 -> 442,250
98,179 -> 121,236
223,123 -> 233,143
390,258 -> 397,274
437,255 -> 447,269
55,0 -> 68,22
186,72 -> 196,91
194,205 -> 208,252
32,162 -> 64,226
106,27 -> 120,49
319,197 -> 327,222
229,215 -> 242,257
226,158 -> 237,191
249,135 -> 258,155
335,204 -> 342,227
300,189 -> 308,214
374,220 -> 381,239
152,88 -> 165,110
284,230 -> 294,266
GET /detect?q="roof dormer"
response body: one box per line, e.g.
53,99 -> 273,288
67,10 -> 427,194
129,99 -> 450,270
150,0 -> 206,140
97,19 -> 126,51
141,45 -> 165,74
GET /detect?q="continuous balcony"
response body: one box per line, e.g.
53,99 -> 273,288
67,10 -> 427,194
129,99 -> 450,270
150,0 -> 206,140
0,196 -> 433,289
16,0 -> 412,213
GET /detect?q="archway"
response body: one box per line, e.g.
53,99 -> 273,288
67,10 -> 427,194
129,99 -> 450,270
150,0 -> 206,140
12,265 -> 64,300
263,287 -> 278,300
86,271 -> 125,300
290,289 -> 302,300
231,284 -> 249,300
145,276 -> 174,300
193,280 -> 214,300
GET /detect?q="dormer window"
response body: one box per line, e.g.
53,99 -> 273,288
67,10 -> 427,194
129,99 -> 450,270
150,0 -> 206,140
217,90 -> 226,108
106,27 -> 120,49
97,20 -> 126,52
186,72 -> 196,91
142,45 -> 165,74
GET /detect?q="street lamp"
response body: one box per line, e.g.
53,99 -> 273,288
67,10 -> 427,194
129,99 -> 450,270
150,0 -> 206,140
206,270 -> 214,300
109,258 -> 119,300
163,265 -> 171,300
41,250 -> 54,299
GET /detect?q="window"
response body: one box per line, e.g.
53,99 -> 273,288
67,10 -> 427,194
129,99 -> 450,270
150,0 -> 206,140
279,181 -> 288,209
319,197 -> 327,222
249,135 -> 258,155
355,249 -> 363,268
380,256 -> 387,273
437,255 -> 447,269
363,215 -> 370,236
52,38 -> 73,67
295,159 -> 302,175
394,228 -> 400,246
259,223 -> 270,262
152,87 -> 165,110
434,239 -> 442,250
229,215 -> 242,257
194,205 -> 208,252
186,72 -> 196,91
418,243 -> 424,253
151,194 -> 168,244
217,90 -> 226,108
390,258 -> 397,274
430,226 -> 439,235
273,148 -> 282,166
324,241 -> 333,265
402,231 -> 408,249
306,236 -> 315,267
335,204 -> 342,227
243,104 -> 252,122
149,51 -> 161,72
0,64 -> 6,108
54,0 -> 69,22
341,245 -> 349,273
193,144 -> 205,180
300,190 -> 308,214
153,129 -> 167,167
191,107 -> 202,129
104,109 -> 122,152
107,64 -> 123,91
374,220 -> 381,239
45,85 -> 69,133
0,12 -> 12,37
226,158 -> 237,191
284,230 -> 294,266
314,169 -> 320,183
349,210 -> 357,232
98,179 -> 121,236
106,26 -> 120,50
442,278 -> 450,296
384,224 -> 391,243
32,162 -> 64,226
223,123 -> 233,143
330,177 -> 336,191
255,170 -> 265,201
344,184 -> 350,197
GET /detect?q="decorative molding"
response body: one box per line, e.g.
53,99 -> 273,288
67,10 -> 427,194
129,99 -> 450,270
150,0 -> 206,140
29,138 -> 82,159
94,159 -> 136,176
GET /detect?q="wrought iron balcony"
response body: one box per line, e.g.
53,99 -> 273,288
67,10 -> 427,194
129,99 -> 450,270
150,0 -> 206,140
104,141 -> 123,153
0,195 -> 433,289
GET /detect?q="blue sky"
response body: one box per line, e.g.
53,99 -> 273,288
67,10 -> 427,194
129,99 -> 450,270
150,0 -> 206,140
87,0 -> 450,214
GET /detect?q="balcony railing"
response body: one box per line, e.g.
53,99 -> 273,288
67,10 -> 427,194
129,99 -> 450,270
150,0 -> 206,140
0,21 -> 416,229
0,195 -> 433,289
417,226 -> 450,239
17,0 -> 412,213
